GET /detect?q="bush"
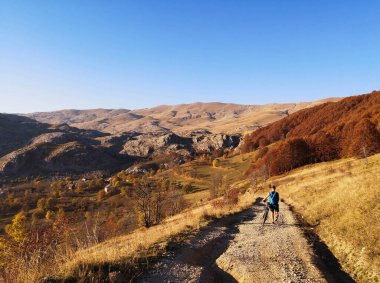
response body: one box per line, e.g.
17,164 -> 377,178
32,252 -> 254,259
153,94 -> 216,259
37,198 -> 46,211
97,190 -> 106,202
0,212 -> 75,282
212,159 -> 218,168
183,183 -> 194,194
45,210 -> 54,220
224,188 -> 240,205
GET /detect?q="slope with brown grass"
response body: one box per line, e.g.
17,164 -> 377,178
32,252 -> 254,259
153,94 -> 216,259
271,153 -> 380,282
243,91 -> 380,175
27,99 -> 339,135
56,190 -> 256,281
20,147 -> 378,282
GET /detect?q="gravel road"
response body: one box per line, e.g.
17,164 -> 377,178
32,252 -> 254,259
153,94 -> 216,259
217,201 -> 326,283
136,200 -> 331,283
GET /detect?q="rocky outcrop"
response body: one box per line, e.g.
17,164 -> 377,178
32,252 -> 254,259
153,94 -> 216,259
0,113 -> 242,178
120,131 -> 241,158
121,132 -> 192,157
192,134 -> 241,152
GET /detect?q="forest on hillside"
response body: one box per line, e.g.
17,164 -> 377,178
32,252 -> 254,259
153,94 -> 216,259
242,91 -> 380,175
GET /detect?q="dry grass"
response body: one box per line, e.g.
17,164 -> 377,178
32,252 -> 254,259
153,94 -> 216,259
157,151 -> 255,191
59,188 -> 257,280
272,154 -> 380,283
29,100 -> 338,135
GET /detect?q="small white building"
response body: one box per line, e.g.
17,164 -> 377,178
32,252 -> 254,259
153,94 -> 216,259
104,184 -> 111,194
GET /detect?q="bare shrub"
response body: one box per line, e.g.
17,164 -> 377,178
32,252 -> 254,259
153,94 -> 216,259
210,173 -> 223,198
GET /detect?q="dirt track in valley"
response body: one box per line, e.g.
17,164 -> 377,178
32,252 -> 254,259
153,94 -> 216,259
136,199 -> 353,283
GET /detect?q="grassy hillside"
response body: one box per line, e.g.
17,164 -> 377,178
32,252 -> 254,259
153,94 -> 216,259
60,191 -> 255,281
0,150 -> 256,282
2,140 -> 378,282
160,150 -> 380,282
156,151 -> 255,194
272,154 -> 380,283
27,99 -> 339,135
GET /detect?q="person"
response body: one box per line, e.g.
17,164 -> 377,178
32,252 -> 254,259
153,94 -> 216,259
263,184 -> 279,224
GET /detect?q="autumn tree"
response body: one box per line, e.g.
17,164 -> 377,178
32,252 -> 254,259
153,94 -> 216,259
0,212 -> 28,279
0,211 -> 75,282
348,119 -> 380,158
212,159 -> 218,168
133,179 -> 155,228
210,173 -> 223,198
45,210 -> 54,220
243,92 -> 380,175
37,197 -> 46,211
165,189 -> 185,216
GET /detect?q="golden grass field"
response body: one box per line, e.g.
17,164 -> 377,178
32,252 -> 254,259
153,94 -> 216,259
272,154 -> 380,283
54,151 -> 379,282
56,152 -> 256,279
157,151 -> 255,192
60,189 -> 256,279
160,151 -> 380,282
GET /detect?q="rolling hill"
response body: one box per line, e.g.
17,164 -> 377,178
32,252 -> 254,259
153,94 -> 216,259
1,93 -> 379,282
0,114 -> 240,178
0,114 -> 131,178
26,99 -> 338,135
242,90 -> 380,175
0,98 -> 338,178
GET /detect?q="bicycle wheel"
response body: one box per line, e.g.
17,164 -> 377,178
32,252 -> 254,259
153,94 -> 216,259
261,207 -> 269,225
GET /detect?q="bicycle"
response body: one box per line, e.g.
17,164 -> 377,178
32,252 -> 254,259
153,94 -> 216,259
261,203 -> 270,226
261,202 -> 282,225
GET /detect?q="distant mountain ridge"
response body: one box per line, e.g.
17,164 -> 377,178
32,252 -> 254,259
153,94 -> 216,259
26,100 -> 339,135
0,98 -> 340,178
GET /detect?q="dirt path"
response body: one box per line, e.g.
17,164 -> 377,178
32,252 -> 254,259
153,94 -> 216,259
136,209 -> 252,283
217,201 -> 326,283
136,200 -> 332,283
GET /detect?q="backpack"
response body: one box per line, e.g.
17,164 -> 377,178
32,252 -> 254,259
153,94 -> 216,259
269,191 -> 279,205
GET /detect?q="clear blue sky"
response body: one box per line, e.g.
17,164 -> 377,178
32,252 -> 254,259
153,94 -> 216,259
1,1 -> 379,113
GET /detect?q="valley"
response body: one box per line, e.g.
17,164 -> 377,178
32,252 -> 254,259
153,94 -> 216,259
3,1 -> 380,282
0,93 -> 379,283
0,100 -> 335,179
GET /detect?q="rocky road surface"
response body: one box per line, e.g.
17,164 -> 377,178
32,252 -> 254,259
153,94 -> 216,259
136,200 -> 333,283
217,201 -> 326,283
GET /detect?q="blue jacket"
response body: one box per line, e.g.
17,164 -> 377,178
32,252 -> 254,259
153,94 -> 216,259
269,191 -> 279,205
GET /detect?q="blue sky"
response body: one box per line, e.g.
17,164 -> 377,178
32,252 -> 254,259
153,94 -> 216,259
1,1 -> 379,113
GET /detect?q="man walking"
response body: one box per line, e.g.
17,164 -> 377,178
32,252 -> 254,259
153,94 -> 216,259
263,184 -> 279,224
